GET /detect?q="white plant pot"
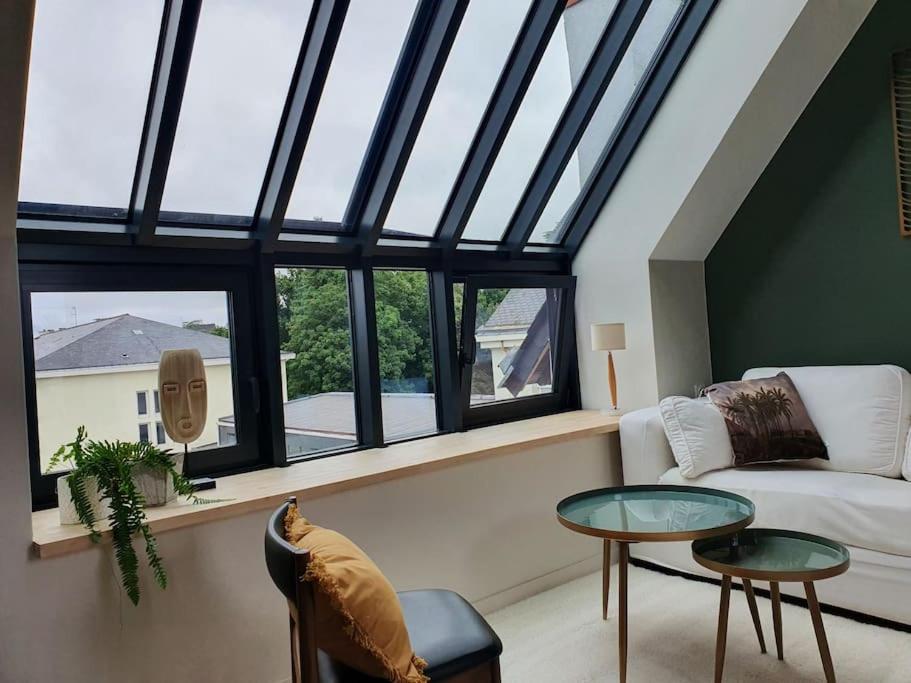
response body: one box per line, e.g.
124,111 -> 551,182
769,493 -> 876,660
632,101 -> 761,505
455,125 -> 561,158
132,452 -> 184,507
57,474 -> 109,525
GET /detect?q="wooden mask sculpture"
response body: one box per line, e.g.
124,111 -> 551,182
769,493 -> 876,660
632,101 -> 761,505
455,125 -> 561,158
158,349 -> 208,444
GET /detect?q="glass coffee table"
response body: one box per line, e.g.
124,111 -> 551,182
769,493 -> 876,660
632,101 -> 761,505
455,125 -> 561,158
693,529 -> 850,683
557,485 -> 755,682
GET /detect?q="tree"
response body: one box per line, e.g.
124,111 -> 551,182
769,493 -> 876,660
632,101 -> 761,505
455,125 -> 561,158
276,269 -> 441,399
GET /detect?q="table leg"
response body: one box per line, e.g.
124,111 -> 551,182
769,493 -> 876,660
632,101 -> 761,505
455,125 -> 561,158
602,539 -> 611,620
770,581 -> 783,661
742,579 -> 766,653
618,542 -> 629,683
715,575 -> 731,683
805,582 -> 836,682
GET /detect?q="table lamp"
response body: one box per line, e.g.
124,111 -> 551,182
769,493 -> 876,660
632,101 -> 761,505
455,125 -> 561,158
591,323 -> 626,414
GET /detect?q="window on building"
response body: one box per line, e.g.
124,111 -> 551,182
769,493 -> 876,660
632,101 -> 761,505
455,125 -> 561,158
138,423 -> 150,443
374,270 -> 437,441
137,390 -> 148,416
153,389 -> 160,414
274,267 -> 358,458
156,421 -> 166,445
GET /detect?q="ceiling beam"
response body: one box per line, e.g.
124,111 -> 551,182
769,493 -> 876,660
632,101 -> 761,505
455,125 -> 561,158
129,0 -> 201,246
502,0 -> 652,256
434,0 -> 565,252
254,0 -> 350,254
563,0 -> 719,257
349,0 -> 469,256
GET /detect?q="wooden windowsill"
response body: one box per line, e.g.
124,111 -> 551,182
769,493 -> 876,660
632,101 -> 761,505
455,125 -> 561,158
32,410 -> 619,559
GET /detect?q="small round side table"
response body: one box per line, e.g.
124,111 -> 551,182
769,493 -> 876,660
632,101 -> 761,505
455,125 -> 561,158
557,484 -> 755,682
692,528 -> 850,683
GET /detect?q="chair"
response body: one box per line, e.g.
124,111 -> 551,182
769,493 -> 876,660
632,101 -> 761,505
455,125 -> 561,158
265,497 -> 503,683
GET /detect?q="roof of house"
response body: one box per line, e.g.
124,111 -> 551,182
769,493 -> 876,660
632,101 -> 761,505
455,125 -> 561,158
34,314 -> 233,372
220,391 -> 437,441
477,288 -> 546,336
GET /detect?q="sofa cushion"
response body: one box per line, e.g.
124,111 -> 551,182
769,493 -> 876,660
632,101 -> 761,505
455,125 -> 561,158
706,373 -> 828,467
743,365 -> 911,478
658,396 -> 733,478
659,466 -> 911,557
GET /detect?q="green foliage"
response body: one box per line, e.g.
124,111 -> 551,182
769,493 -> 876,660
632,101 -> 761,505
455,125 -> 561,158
50,428 -> 209,605
276,269 -> 437,397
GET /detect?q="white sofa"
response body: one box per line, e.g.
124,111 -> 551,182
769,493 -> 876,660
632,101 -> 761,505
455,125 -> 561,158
620,365 -> 911,625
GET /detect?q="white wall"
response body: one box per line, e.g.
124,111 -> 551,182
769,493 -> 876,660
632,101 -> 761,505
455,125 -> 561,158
573,0 -> 874,410
0,8 -> 620,682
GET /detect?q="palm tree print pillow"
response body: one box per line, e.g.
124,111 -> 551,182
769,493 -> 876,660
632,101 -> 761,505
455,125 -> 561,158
704,372 -> 828,467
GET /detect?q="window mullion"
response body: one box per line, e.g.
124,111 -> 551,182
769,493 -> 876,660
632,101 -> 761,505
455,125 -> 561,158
348,264 -> 384,448
129,0 -> 202,246
428,269 -> 461,433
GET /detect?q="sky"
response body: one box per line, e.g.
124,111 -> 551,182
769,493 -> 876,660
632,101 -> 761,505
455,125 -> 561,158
30,291 -> 230,336
17,0 -> 678,330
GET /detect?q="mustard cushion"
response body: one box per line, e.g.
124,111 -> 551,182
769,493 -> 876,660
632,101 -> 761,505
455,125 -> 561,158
284,504 -> 428,683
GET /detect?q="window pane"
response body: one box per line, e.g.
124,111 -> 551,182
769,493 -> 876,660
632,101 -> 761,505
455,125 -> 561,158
460,0 -> 616,241
139,424 -> 150,444
383,0 -> 533,237
137,391 -> 148,416
156,422 -> 166,446
284,0 -> 419,225
153,389 -> 161,414
470,288 -> 558,405
275,268 -> 357,457
19,0 -> 163,209
30,291 -> 237,472
375,271 -> 437,440
529,0 -> 683,243
160,0 -> 312,219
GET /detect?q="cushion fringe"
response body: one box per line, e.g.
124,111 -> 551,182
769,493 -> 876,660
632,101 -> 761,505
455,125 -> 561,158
305,554 -> 430,683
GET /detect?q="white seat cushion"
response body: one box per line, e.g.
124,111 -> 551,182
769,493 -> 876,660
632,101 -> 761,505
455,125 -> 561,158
658,396 -> 733,478
743,365 -> 911,478
659,466 -> 911,557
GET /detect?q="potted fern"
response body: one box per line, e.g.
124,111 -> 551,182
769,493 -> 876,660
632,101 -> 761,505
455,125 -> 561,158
49,426 -> 209,605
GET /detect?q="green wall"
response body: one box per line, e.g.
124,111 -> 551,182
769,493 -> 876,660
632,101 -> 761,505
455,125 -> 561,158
706,0 -> 911,382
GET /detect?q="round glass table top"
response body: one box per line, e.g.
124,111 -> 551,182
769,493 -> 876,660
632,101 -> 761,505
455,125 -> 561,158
692,528 -> 850,581
556,485 -> 755,542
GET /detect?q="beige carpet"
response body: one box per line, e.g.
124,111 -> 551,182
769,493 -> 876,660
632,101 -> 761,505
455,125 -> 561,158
486,565 -> 910,682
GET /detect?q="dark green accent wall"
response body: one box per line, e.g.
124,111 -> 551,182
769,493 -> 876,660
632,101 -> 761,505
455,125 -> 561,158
706,0 -> 911,382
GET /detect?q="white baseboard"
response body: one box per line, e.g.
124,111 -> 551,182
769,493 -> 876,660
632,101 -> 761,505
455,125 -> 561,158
472,553 -> 602,615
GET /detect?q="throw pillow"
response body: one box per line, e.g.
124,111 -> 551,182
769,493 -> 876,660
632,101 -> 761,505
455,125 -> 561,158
704,372 -> 828,467
658,396 -> 734,478
284,504 -> 428,683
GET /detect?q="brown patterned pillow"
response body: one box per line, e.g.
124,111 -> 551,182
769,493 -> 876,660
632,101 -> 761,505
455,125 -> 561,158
704,372 -> 828,467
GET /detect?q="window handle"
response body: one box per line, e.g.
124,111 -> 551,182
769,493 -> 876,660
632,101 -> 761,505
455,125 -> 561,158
249,377 -> 260,414
459,338 -> 477,368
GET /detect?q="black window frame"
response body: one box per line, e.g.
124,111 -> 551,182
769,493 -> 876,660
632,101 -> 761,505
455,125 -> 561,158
15,0 -> 717,509
457,274 -> 577,430
19,262 -> 265,509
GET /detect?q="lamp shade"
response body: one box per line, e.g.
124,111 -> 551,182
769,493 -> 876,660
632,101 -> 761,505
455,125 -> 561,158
591,322 -> 625,351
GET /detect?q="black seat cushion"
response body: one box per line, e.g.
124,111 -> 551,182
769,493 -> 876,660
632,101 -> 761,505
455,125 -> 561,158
318,589 -> 502,682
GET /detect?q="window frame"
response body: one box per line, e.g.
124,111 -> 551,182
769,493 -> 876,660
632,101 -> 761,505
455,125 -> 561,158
137,390 -> 149,416
19,262 -> 266,509
457,274 -> 577,430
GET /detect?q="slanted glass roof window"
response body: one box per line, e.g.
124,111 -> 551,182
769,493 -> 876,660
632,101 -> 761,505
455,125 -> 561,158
160,0 -> 312,221
529,0 -> 684,244
382,0 -> 533,238
18,0 -> 163,212
284,0 -> 419,227
460,0 -> 617,242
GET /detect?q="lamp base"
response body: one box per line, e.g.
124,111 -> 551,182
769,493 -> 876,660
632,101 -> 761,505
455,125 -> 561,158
600,407 -> 622,417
